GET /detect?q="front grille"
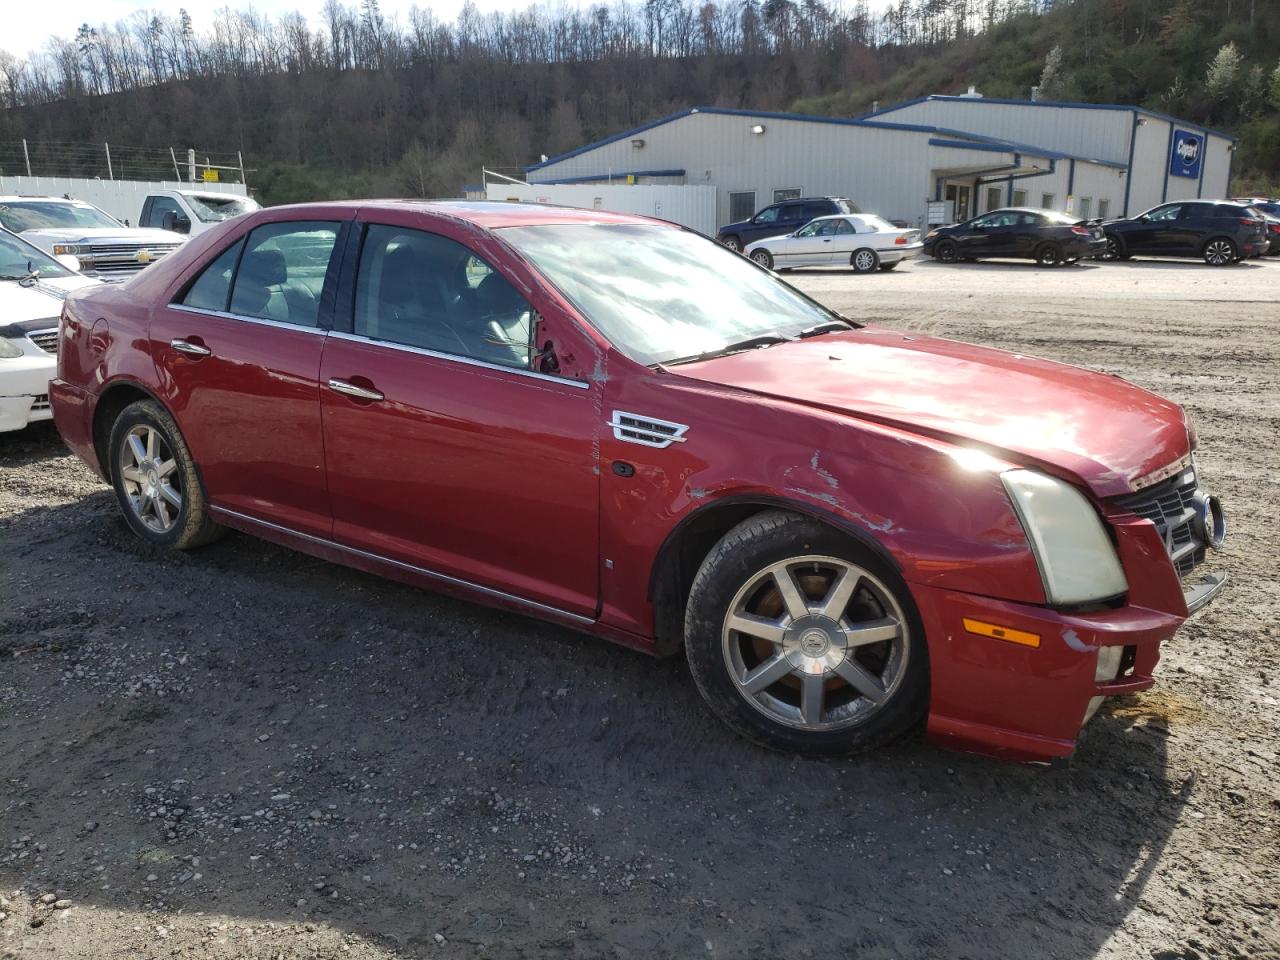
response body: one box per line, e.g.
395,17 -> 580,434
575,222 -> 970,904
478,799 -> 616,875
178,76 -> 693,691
30,394 -> 50,411
87,242 -> 182,276
1112,466 -> 1205,579
27,329 -> 58,354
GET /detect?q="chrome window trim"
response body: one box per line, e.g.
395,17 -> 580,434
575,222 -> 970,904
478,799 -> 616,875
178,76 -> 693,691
327,330 -> 590,390
209,505 -> 594,626
169,303 -> 328,336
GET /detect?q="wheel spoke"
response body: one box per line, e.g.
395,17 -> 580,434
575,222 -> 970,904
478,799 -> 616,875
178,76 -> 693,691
120,466 -> 143,484
800,672 -> 825,724
727,612 -> 788,645
127,434 -> 147,466
845,616 -> 900,647
739,654 -> 794,695
156,458 -> 177,479
769,564 -> 811,620
817,567 -> 860,620
834,659 -> 887,702
158,482 -> 182,509
153,497 -> 169,527
145,427 -> 157,460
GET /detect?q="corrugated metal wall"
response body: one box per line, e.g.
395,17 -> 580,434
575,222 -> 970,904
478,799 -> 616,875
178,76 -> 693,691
485,182 -> 719,235
0,177 -> 248,226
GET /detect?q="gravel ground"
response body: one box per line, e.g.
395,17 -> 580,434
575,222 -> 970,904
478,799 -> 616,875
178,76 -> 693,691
2,255 -> 1278,959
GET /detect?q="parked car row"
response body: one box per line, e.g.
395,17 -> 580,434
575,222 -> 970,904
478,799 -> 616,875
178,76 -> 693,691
14,198 -> 1228,765
719,196 -> 1276,270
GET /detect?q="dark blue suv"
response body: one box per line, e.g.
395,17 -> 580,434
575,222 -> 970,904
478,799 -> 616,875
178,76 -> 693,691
718,197 -> 858,252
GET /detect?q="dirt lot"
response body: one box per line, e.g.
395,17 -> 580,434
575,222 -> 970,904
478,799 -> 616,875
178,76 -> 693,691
2,255 -> 1278,959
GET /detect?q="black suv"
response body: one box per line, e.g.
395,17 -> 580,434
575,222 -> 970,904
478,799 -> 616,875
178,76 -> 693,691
718,197 -> 858,252
1102,201 -> 1268,265
1230,198 -> 1280,255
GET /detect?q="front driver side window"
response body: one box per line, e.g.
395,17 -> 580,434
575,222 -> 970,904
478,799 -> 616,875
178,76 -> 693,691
755,206 -> 781,224
795,221 -> 820,238
145,196 -> 183,229
354,225 -> 533,370
1147,205 -> 1182,222
228,221 -> 339,328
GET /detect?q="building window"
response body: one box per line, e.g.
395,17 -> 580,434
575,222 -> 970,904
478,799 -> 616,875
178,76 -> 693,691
773,188 -> 802,203
986,187 -> 1002,212
1041,193 -> 1056,209
1079,197 -> 1092,218
1012,189 -> 1027,207
1097,199 -> 1111,219
729,191 -> 756,223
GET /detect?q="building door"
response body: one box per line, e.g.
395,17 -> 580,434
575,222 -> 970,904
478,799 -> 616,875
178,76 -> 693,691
946,184 -> 973,220
986,186 -> 1002,213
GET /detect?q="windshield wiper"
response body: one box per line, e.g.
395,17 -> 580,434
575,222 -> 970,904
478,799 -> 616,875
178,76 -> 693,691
662,333 -> 793,366
797,319 -> 855,338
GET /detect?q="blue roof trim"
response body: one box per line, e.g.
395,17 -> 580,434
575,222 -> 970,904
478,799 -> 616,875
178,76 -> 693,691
864,94 -> 1239,143
929,136 -> 1126,169
533,169 -> 686,185
929,138 -> 1018,154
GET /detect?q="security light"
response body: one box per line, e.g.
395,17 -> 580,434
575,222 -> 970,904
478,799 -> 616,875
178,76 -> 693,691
631,138 -> 646,148
750,124 -> 766,135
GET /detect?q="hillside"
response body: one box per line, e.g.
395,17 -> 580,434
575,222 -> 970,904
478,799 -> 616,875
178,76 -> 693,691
1,0 -> 1276,202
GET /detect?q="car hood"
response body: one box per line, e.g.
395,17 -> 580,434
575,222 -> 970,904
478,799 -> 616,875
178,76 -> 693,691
19,227 -> 186,245
673,326 -> 1189,498
0,274 -> 101,324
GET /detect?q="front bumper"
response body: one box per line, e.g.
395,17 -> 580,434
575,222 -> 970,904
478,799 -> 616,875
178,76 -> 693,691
0,352 -> 57,433
917,514 -> 1222,762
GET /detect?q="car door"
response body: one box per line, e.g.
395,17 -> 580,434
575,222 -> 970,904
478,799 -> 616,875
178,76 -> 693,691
1126,204 -> 1181,253
150,217 -> 344,538
318,217 -> 600,617
954,213 -> 1001,257
1012,212 -> 1045,256
743,204 -> 786,245
775,218 -> 837,266
1168,203 -> 1212,254
830,217 -> 859,260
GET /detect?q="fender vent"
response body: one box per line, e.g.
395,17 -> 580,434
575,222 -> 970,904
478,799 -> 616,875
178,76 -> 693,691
608,410 -> 688,448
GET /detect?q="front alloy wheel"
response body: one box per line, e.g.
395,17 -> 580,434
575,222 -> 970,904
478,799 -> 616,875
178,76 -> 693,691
684,510 -> 928,755
933,239 -> 959,263
722,236 -> 743,253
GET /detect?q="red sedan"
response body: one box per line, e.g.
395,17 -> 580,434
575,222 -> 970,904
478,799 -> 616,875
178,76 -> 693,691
49,201 -> 1227,762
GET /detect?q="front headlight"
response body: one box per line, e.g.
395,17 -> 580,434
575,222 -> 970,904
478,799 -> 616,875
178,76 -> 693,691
51,243 -> 91,256
0,337 -> 25,359
1002,469 -> 1127,605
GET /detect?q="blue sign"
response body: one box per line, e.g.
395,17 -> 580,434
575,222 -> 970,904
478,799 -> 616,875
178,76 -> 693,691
1169,129 -> 1203,180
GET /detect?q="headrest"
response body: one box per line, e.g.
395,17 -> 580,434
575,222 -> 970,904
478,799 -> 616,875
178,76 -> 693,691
381,245 -> 419,305
474,271 -> 523,314
240,247 -> 287,286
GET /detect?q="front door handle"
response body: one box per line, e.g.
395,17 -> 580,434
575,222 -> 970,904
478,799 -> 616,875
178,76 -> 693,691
170,338 -> 211,357
327,378 -> 384,402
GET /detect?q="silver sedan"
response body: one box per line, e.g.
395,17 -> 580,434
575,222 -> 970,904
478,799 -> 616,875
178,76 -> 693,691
744,215 -> 923,273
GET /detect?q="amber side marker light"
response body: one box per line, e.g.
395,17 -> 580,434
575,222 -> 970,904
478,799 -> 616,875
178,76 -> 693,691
962,618 -> 1041,648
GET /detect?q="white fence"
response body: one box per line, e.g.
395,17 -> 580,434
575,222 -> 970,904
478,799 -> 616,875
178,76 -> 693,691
0,176 -> 249,226
486,182 -> 718,236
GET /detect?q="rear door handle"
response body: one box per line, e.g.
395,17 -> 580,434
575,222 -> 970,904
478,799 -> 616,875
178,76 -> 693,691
327,378 -> 384,402
170,338 -> 211,357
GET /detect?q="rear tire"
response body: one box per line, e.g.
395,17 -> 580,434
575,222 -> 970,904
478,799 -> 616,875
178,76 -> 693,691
1202,238 -> 1237,266
108,399 -> 223,550
933,239 -> 959,263
851,248 -> 879,273
750,249 -> 774,270
1035,242 -> 1063,267
684,510 -> 929,756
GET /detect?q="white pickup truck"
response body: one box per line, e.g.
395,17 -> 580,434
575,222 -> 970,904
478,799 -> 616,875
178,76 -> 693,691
136,189 -> 260,237
0,196 -> 186,282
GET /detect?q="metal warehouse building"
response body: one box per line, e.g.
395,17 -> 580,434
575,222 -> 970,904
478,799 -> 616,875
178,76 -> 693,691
519,94 -> 1236,233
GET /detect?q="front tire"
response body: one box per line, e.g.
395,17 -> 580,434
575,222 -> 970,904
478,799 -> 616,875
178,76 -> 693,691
851,248 -> 879,273
933,239 -> 959,263
1203,238 -> 1237,266
1103,234 -> 1130,261
684,511 -> 928,756
108,399 -> 223,550
722,235 -> 743,253
750,249 -> 774,270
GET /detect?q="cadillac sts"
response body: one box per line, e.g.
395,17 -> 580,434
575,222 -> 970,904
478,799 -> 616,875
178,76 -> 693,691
49,201 -> 1227,762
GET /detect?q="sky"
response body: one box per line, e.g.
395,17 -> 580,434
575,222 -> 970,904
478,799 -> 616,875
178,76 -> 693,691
3,0 -> 895,60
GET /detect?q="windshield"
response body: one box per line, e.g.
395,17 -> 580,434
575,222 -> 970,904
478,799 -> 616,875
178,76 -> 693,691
0,229 -> 73,280
501,223 -> 842,366
183,193 -> 261,223
0,200 -> 121,232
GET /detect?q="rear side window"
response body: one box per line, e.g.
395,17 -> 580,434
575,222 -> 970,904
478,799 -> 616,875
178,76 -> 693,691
781,204 -> 805,220
228,221 -> 339,328
353,224 -> 533,370
803,202 -> 832,219
1212,204 -> 1246,217
181,240 -> 244,312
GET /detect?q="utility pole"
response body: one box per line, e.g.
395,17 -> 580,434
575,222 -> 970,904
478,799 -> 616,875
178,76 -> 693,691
105,142 -> 114,180
187,148 -> 196,183
22,138 -> 31,176
170,147 -> 181,181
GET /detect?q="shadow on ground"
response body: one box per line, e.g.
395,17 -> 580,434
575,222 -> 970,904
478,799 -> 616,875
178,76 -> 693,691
1,428 -> 1188,959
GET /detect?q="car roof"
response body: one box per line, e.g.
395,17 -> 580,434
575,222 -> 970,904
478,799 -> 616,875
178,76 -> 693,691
0,195 -> 84,203
770,197 -> 847,204
289,199 -> 669,230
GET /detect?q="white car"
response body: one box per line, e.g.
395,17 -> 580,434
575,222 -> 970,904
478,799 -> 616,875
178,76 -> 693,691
0,196 -> 185,282
745,214 -> 923,273
0,229 -> 100,433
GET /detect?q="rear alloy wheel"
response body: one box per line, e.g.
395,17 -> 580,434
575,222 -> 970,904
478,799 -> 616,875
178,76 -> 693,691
750,249 -> 774,270
722,236 -> 743,253
685,511 -> 928,755
851,248 -> 879,273
1036,243 -> 1063,267
1203,238 -> 1237,266
933,239 -> 959,263
109,399 -> 223,549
